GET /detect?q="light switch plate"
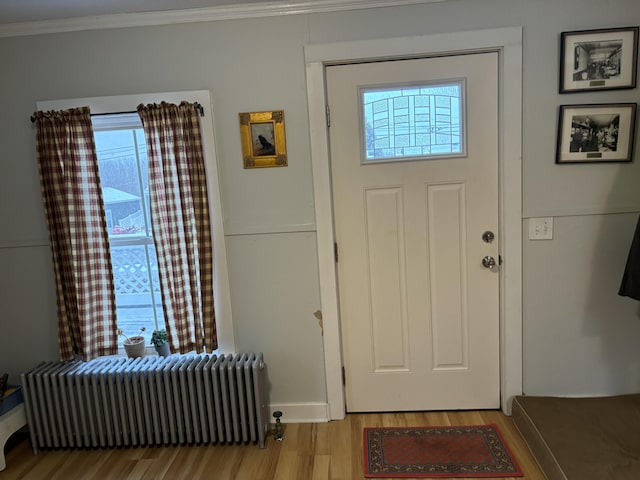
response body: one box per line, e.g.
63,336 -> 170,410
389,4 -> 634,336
529,217 -> 553,240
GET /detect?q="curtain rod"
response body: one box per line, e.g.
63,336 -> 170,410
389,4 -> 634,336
30,102 -> 204,123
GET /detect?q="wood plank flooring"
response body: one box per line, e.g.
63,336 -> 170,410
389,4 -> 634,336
2,410 -> 545,480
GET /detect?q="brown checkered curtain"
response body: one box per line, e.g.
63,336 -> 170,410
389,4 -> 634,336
34,107 -> 118,361
137,101 -> 216,353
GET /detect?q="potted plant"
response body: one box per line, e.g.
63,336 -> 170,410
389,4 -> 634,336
151,329 -> 170,356
117,327 -> 146,358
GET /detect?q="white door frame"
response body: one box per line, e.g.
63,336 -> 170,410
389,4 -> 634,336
304,27 -> 523,419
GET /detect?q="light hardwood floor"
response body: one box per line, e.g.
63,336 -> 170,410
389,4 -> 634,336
3,410 -> 544,479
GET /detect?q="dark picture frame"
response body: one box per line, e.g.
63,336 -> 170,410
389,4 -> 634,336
556,103 -> 637,164
239,110 -> 288,168
559,26 -> 638,93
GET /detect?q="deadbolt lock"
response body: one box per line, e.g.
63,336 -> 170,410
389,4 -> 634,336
482,231 -> 495,243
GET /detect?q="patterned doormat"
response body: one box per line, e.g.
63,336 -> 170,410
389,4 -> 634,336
364,424 -> 523,478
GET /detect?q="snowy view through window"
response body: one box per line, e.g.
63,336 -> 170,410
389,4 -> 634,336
361,81 -> 464,162
94,121 -> 162,343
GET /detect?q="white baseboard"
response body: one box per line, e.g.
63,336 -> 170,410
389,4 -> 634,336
268,402 -> 330,423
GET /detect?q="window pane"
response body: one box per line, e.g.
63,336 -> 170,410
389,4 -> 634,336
361,81 -> 464,162
110,244 -> 163,340
94,129 -> 150,237
95,126 -> 160,344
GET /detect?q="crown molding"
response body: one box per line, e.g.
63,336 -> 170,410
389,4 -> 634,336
0,0 -> 448,38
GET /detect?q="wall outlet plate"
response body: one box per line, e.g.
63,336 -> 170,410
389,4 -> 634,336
529,217 -> 553,240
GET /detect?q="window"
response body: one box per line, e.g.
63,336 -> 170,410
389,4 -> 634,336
36,91 -> 235,353
93,114 -> 161,343
360,80 -> 465,163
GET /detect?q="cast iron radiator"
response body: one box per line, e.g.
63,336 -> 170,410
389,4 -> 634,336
21,353 -> 268,451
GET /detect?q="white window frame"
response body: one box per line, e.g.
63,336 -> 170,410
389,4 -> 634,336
36,91 -> 235,353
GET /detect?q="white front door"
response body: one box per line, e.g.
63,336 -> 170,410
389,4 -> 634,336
327,52 -> 500,412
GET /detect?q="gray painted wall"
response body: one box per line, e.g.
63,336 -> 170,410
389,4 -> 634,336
1,0 -> 640,409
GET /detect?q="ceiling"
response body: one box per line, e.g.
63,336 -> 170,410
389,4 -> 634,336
0,0 -> 445,37
0,0 -> 279,24
0,0 -> 447,25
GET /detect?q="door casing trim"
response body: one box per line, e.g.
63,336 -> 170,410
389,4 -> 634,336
304,27 -> 523,418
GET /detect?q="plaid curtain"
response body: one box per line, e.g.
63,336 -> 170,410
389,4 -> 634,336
33,107 -> 118,361
137,101 -> 216,353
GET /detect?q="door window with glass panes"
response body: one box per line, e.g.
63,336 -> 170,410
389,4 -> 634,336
93,114 -> 162,344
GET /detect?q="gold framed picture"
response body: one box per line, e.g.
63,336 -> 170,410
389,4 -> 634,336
239,110 -> 287,168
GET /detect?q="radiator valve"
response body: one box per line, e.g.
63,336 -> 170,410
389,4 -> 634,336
273,411 -> 284,441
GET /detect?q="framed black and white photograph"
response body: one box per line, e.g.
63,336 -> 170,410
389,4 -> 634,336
556,103 -> 637,164
559,26 -> 638,93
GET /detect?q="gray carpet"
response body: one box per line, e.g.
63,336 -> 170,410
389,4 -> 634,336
512,394 -> 640,480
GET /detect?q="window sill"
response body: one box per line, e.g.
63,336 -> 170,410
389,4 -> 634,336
104,346 -> 221,358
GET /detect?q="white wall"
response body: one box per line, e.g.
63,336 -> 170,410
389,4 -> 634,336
1,0 -> 640,415
524,213 -> 640,395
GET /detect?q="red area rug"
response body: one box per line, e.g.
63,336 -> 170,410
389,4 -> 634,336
364,424 -> 523,478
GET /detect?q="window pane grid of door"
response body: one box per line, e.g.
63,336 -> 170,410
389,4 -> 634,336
362,83 -> 463,161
